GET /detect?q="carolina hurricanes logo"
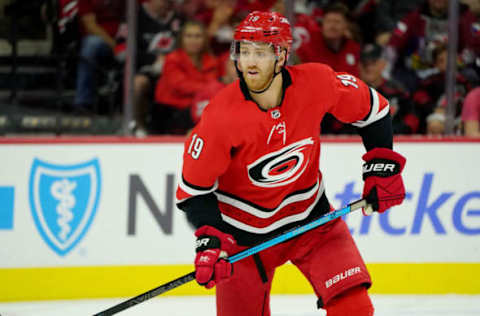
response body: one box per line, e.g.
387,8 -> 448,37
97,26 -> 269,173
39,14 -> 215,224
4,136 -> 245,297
149,32 -> 174,54
247,138 -> 314,188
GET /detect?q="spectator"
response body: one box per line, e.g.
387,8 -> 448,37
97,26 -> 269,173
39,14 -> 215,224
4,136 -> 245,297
296,2 -> 361,77
204,0 -> 237,56
179,0 -> 238,56
182,0 -> 279,57
116,0 -> 184,136
462,87 -> 480,137
190,53 -> 238,124
204,0 -> 235,39
360,44 -> 419,134
425,108 -> 446,135
177,0 -> 203,20
414,43 -> 472,133
374,0 -> 423,46
459,0 -> 480,85
74,0 -> 124,112
154,20 -> 219,134
307,0 -> 376,43
235,0 -> 277,13
384,0 -> 478,92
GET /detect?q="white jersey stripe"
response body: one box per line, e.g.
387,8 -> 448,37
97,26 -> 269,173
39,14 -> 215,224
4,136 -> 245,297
220,186 -> 323,234
352,87 -> 389,128
178,176 -> 218,197
216,179 -> 324,219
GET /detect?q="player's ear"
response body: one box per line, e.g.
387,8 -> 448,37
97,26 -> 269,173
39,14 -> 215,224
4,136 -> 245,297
236,60 -> 243,72
276,50 -> 287,72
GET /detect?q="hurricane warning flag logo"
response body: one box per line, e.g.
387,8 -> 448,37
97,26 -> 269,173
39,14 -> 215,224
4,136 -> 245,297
29,158 -> 101,256
248,137 -> 314,188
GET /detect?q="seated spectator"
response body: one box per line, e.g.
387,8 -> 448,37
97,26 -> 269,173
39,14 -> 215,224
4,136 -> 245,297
116,0 -> 184,136
180,0 -> 278,57
154,20 -> 219,134
74,0 -> 124,112
360,43 -> 419,134
204,0 -> 237,56
426,89 -> 465,135
235,0 -> 277,13
413,43 -> 472,133
179,0 -> 237,56
460,0 -> 480,85
190,53 -> 238,124
462,87 -> 480,137
177,0 -> 203,20
384,0 -> 478,92
425,109 -> 446,135
304,0 -> 369,44
315,0 -> 379,44
295,2 -> 361,77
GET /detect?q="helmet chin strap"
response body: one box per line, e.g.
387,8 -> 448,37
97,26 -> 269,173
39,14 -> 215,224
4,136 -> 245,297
249,60 -> 279,94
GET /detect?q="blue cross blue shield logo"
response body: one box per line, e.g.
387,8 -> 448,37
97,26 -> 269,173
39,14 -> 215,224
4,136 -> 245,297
29,158 -> 101,256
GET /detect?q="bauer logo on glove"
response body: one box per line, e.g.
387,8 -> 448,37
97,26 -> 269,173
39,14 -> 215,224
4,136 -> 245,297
361,148 -> 406,214
362,162 -> 399,176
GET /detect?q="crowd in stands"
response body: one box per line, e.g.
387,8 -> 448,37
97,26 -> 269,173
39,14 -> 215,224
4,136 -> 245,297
33,0 -> 480,136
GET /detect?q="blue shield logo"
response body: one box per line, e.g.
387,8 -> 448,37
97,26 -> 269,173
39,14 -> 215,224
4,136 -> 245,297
29,158 -> 101,256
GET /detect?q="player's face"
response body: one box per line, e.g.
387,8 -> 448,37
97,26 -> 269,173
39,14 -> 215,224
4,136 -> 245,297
149,0 -> 170,15
322,12 -> 348,40
429,0 -> 448,14
435,50 -> 448,72
182,24 -> 206,56
360,59 -> 385,85
238,42 -> 277,91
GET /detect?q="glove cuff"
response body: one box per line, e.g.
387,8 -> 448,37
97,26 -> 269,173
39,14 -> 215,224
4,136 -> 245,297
362,148 -> 406,165
195,235 -> 221,253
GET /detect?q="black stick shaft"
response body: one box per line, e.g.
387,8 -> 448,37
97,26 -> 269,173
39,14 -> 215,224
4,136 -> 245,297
93,272 -> 195,316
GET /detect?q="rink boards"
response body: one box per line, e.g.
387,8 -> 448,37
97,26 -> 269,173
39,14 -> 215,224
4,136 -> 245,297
0,137 -> 479,301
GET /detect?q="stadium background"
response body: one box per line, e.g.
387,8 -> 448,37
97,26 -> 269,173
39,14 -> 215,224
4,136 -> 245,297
0,0 -> 479,305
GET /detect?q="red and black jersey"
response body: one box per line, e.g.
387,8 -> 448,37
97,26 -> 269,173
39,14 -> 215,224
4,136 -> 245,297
176,63 -> 389,244
115,5 -> 184,70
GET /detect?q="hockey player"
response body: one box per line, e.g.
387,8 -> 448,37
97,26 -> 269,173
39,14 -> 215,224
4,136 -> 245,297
176,11 -> 406,316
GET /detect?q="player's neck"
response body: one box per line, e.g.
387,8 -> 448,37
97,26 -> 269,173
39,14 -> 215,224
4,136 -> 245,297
250,72 -> 284,110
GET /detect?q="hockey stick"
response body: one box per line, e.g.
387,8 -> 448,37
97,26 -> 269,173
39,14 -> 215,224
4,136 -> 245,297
93,198 -> 368,316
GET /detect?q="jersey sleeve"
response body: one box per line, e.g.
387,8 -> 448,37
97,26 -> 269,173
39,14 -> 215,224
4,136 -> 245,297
326,69 -> 390,128
176,103 -> 232,204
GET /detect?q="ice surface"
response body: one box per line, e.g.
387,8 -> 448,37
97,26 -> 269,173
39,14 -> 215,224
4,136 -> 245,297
0,295 -> 479,316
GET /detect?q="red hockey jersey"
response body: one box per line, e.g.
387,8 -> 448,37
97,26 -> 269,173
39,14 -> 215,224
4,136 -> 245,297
176,63 -> 389,239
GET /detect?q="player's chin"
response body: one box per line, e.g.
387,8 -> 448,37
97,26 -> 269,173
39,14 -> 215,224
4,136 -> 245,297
245,78 -> 268,91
